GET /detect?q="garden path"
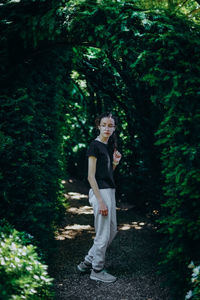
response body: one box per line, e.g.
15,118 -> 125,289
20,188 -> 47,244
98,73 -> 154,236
49,179 -> 170,300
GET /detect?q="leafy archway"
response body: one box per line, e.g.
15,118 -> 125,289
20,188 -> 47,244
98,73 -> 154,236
1,0 -> 200,298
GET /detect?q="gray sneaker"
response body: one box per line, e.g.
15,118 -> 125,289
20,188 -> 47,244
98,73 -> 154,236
77,261 -> 92,273
90,269 -> 117,283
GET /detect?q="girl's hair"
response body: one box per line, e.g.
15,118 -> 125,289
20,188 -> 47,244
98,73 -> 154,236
95,112 -> 118,151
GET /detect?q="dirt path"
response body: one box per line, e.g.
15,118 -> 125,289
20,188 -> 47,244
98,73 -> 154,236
49,179 -> 170,300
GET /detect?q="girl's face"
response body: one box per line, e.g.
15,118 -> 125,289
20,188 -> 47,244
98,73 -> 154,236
98,117 -> 115,138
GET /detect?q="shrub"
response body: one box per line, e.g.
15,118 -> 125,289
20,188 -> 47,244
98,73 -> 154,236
0,1 -> 72,253
0,221 -> 54,300
185,262 -> 200,300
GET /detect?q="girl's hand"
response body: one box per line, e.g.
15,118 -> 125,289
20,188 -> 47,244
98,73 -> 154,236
98,200 -> 108,216
113,150 -> 122,165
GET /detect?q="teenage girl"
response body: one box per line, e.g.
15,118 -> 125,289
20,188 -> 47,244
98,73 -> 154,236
77,112 -> 122,283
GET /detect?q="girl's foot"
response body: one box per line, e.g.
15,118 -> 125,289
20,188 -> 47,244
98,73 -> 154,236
77,261 -> 92,273
90,269 -> 117,283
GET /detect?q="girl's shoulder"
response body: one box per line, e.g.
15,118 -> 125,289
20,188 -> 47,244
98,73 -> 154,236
86,140 -> 100,157
88,139 -> 99,147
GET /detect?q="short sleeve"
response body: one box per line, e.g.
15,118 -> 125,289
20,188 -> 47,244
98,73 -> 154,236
86,142 -> 99,158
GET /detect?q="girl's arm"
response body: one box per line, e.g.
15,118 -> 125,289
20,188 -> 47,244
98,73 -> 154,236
87,156 -> 108,216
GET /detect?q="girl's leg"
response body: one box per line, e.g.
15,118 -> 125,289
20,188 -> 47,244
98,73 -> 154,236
107,189 -> 117,247
85,189 -> 114,271
83,189 -> 96,264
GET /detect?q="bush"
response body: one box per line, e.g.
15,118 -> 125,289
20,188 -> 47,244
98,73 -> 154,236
0,0 -> 72,253
0,221 -> 54,300
185,262 -> 200,300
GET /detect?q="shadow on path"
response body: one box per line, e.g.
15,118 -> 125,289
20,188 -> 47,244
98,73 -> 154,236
49,179 -> 170,300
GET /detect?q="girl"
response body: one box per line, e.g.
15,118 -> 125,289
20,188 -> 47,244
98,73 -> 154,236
77,112 -> 122,283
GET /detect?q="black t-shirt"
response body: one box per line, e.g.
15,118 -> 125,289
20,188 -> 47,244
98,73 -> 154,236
86,140 -> 115,189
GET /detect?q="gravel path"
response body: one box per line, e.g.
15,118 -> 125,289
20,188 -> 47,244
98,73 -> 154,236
49,180 -> 170,300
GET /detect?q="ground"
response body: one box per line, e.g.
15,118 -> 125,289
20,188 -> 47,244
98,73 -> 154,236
49,179 -> 170,300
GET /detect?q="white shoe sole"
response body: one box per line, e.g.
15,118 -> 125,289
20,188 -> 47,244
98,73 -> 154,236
90,274 -> 116,283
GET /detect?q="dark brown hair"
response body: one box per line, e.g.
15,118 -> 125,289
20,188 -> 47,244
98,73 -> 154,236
95,112 -> 118,151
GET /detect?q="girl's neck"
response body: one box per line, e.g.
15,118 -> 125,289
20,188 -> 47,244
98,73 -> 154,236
96,135 -> 109,144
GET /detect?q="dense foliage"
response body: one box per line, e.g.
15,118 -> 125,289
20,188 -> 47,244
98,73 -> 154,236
185,262 -> 200,300
0,0 -> 72,252
153,25 -> 200,294
1,0 -> 200,299
0,221 -> 53,299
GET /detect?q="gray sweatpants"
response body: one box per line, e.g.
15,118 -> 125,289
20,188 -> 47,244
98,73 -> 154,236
84,188 -> 117,271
